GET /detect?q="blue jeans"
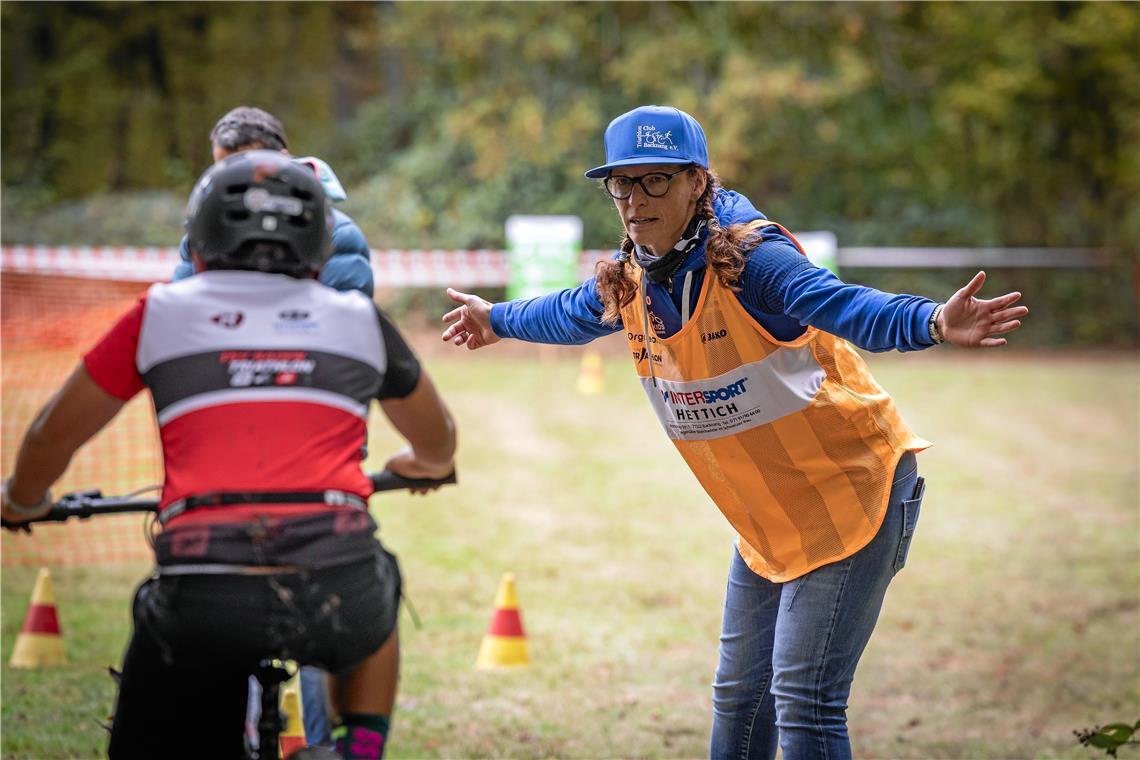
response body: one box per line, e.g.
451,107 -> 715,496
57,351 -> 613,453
710,452 -> 923,760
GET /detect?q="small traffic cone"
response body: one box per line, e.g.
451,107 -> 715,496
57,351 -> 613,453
278,672 -> 306,758
475,573 -> 529,669
576,349 -> 605,396
10,567 -> 66,668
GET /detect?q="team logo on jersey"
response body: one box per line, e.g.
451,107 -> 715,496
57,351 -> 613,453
275,308 -> 319,331
211,311 -> 245,329
219,350 -> 316,388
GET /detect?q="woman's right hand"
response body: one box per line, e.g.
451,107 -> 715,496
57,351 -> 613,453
441,288 -> 501,350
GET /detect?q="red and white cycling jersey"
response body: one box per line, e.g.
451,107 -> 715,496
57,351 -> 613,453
84,270 -> 420,528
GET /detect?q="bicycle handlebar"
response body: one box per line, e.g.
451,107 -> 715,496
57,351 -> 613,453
0,468 -> 457,530
369,468 -> 457,492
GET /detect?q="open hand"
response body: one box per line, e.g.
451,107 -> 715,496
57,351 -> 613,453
939,271 -> 1029,348
441,288 -> 500,350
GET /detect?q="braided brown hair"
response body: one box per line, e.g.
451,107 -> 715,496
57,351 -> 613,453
594,168 -> 761,324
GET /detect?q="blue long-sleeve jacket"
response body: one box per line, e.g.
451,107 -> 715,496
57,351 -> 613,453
490,189 -> 937,352
174,208 -> 374,297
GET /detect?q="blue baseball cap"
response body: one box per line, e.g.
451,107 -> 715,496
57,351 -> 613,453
584,105 -> 709,179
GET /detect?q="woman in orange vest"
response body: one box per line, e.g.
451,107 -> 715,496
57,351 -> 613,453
441,106 -> 1027,760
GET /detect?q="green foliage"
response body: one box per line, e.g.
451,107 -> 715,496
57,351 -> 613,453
0,189 -> 184,247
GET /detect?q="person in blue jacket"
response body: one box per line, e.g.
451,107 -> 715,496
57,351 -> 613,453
172,106 -> 372,749
173,106 -> 374,298
442,106 -> 1028,760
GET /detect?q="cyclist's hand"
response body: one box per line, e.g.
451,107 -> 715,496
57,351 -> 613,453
383,448 -> 454,495
1,517 -> 33,534
2,478 -> 47,532
1,502 -> 37,532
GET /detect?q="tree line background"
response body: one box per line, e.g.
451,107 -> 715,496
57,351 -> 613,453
2,1 -> 1137,344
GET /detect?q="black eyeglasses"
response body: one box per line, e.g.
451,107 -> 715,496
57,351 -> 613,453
603,166 -> 691,199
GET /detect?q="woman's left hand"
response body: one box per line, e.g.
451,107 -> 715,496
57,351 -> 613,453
938,271 -> 1029,348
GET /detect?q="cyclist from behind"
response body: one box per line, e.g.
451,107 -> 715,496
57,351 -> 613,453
1,151 -> 456,760
179,104 -> 372,752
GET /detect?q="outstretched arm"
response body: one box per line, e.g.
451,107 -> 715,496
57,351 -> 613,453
936,271 -> 1028,348
442,281 -> 619,348
2,366 -> 126,522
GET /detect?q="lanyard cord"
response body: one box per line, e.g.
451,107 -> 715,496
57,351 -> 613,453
680,270 -> 694,327
640,269 -> 658,388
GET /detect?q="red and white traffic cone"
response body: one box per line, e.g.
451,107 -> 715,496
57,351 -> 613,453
475,573 -> 529,669
278,675 -> 306,758
10,567 -> 67,668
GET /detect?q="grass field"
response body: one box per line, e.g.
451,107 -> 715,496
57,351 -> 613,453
2,349 -> 1138,759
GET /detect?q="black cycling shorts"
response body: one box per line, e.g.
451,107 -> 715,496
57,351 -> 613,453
107,548 -> 401,760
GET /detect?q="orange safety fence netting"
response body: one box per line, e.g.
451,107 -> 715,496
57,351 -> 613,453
2,272 -> 161,566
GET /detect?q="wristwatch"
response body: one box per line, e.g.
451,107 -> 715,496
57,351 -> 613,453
2,477 -> 51,517
928,304 -> 946,345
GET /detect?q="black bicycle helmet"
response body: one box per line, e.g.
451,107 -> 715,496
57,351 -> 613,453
184,150 -> 333,276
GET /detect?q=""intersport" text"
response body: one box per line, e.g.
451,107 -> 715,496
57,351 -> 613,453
661,377 -> 748,406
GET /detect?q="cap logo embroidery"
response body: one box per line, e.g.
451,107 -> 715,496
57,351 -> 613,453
635,125 -> 677,151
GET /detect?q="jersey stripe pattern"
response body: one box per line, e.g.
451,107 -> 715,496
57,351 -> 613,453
620,222 -> 931,582
87,271 -> 392,527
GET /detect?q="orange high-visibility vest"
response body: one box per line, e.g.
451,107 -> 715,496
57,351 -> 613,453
619,221 -> 930,582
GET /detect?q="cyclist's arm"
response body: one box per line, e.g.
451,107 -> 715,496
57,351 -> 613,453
372,306 -> 456,481
3,366 -> 125,518
380,373 -> 457,481
4,297 -> 145,520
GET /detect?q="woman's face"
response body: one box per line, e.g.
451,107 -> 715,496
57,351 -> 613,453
610,164 -> 706,255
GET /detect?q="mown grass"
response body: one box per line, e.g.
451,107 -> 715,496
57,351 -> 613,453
2,349 -> 1137,759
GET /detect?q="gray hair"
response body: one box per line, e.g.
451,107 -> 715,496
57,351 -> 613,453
209,106 -> 288,152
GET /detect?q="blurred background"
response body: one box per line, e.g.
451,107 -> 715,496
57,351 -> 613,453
2,1 -> 1138,342
1,3 -> 1138,759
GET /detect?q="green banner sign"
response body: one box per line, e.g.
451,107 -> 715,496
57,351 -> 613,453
505,215 -> 583,300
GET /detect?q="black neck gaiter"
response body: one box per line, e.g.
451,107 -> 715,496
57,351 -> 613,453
630,216 -> 708,289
